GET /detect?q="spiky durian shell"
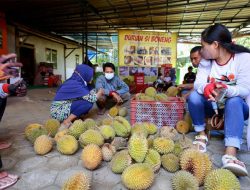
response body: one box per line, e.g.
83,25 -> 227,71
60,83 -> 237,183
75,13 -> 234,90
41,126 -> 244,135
101,143 -> 116,161
161,153 -> 180,172
145,87 -> 157,97
25,123 -> 43,139
176,120 -> 189,134
81,144 -> 102,170
121,163 -> 154,190
62,172 -> 90,190
83,118 -> 97,130
110,150 -> 132,174
54,129 -> 69,142
131,123 -> 148,137
155,93 -> 169,101
204,169 -> 240,190
109,106 -> 119,117
99,125 -> 116,140
57,135 -> 78,155
44,118 -> 60,137
166,86 -> 179,97
128,133 -> 148,163
153,137 -> 174,154
172,143 -> 183,157
180,149 -> 212,185
143,122 -> 158,135
27,126 -> 48,144
111,137 -> 127,150
68,119 -> 86,139
79,129 -> 104,148
113,116 -> 131,137
118,107 -> 128,117
143,149 -> 161,172
34,135 -> 53,155
102,118 -> 113,126
160,126 -> 178,141
172,170 -> 199,190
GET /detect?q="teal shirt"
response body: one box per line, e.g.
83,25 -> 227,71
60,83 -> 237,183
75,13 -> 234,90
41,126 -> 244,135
95,75 -> 129,96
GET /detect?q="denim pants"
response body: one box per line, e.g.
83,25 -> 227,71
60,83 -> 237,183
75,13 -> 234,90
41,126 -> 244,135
188,91 -> 249,149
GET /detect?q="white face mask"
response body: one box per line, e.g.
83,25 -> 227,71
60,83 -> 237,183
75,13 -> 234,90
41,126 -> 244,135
105,73 -> 114,80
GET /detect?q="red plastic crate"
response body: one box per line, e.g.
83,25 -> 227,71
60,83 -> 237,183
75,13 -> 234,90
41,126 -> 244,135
130,97 -> 185,127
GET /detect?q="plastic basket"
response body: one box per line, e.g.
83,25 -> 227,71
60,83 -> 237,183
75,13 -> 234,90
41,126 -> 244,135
130,97 -> 185,127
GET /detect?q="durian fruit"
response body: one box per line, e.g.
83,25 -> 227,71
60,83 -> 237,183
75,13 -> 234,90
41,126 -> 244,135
135,93 -> 145,100
81,144 -> 102,170
25,123 -> 43,139
27,126 -> 48,144
44,119 -> 60,137
54,129 -> 68,142
143,122 -> 158,135
176,120 -> 189,134
153,137 -> 174,154
34,135 -> 53,155
166,86 -> 179,97
172,142 -> 183,157
128,133 -> 148,163
184,112 -> 194,131
143,149 -> 161,172
145,87 -> 157,98
180,149 -> 212,185
83,118 -> 97,130
160,126 -> 178,140
177,134 -> 194,149
79,129 -> 104,148
99,125 -> 116,140
131,123 -> 148,137
102,118 -> 113,126
147,136 -> 155,149
57,135 -> 78,155
95,119 -> 102,127
68,119 -> 86,139
172,170 -> 199,190
118,107 -> 128,117
101,143 -> 116,162
161,153 -> 180,172
109,106 -> 119,117
111,137 -> 127,150
121,163 -> 154,190
155,93 -> 169,101
113,116 -> 131,137
110,150 -> 132,174
204,169 -> 240,190
62,172 -> 90,190
140,95 -> 155,101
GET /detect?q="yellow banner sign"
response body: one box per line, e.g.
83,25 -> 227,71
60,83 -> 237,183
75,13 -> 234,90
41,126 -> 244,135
118,30 -> 177,67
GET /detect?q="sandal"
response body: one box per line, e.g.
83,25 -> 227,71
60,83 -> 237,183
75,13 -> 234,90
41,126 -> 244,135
0,172 -> 19,190
193,135 -> 208,153
0,142 -> 12,150
222,154 -> 248,176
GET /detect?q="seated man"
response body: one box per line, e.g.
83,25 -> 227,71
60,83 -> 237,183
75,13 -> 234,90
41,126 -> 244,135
95,62 -> 130,114
178,46 -> 201,99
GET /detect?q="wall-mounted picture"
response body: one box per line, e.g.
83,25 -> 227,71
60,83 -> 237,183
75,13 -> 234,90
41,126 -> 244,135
124,55 -> 134,65
161,47 -> 171,55
137,46 -> 148,55
149,47 -> 159,55
119,66 -> 129,76
144,56 -> 153,66
124,45 -> 136,54
134,56 -> 144,66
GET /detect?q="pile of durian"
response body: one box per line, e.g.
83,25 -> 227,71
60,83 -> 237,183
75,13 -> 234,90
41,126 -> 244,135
24,112 -> 241,190
135,86 -> 179,101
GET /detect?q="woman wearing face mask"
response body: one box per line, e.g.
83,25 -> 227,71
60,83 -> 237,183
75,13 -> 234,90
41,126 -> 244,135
188,23 -> 250,176
50,64 -> 104,127
95,62 -> 130,115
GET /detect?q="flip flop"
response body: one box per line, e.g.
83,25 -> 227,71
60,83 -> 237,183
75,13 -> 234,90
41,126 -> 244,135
222,154 -> 248,176
0,142 -> 12,150
0,173 -> 19,190
193,135 -> 208,153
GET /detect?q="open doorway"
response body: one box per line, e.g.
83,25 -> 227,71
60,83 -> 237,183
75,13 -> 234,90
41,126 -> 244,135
19,45 -> 35,86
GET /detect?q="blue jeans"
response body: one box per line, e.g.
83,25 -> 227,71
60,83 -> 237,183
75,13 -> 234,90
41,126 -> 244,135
188,91 -> 249,149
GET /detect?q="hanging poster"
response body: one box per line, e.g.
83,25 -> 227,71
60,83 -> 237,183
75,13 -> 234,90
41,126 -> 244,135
0,12 -> 8,55
119,30 -> 177,67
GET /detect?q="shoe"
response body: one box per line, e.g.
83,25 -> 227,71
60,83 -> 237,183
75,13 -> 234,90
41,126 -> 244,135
0,142 -> 12,150
0,172 -> 19,190
193,135 -> 208,153
222,154 -> 248,176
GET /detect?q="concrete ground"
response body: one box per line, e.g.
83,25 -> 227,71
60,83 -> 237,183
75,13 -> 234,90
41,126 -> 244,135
0,88 -> 250,190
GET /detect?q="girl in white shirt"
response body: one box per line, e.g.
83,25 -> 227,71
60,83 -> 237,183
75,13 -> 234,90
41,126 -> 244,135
188,23 -> 250,176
